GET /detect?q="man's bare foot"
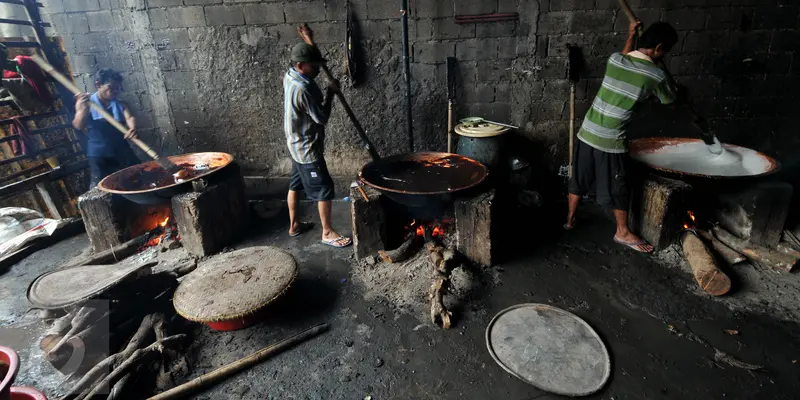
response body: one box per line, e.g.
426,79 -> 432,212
564,220 -> 575,231
321,230 -> 352,247
613,231 -> 654,253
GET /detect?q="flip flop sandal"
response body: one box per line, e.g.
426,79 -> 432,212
563,223 -> 575,231
613,237 -> 653,253
321,236 -> 352,248
289,222 -> 314,237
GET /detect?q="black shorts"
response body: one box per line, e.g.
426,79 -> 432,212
568,140 -> 630,210
289,159 -> 335,201
88,150 -> 139,187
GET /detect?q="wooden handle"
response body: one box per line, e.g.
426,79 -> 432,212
147,323 -> 329,400
298,24 -> 380,161
447,101 -> 453,153
30,55 -> 163,162
617,0 -> 638,24
569,84 -> 576,178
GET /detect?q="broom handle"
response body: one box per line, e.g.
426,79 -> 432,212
147,323 -> 329,400
30,55 -> 162,162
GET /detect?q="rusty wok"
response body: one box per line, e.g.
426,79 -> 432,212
98,152 -> 234,205
359,152 -> 489,208
629,138 -> 779,185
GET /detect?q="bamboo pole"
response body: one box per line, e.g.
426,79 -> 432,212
148,323 -> 329,400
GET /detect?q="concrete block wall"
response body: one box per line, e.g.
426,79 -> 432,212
41,0 -> 800,182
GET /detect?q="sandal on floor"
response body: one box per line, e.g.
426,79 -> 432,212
289,222 -> 314,237
613,237 -> 653,253
321,236 -> 352,248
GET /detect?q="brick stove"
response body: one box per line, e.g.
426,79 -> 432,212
78,164 -> 249,257
350,185 -> 496,266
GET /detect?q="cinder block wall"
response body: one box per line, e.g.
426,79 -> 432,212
42,0 -> 800,182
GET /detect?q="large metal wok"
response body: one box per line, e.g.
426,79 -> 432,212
629,138 -> 779,183
359,152 -> 488,208
98,152 -> 234,205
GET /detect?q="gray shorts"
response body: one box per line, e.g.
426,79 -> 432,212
568,140 -> 630,210
289,159 -> 334,201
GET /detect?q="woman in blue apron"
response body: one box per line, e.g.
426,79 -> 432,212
72,68 -> 140,187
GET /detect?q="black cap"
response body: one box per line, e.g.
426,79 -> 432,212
291,43 -> 327,64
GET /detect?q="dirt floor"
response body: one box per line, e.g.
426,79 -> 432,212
2,200 -> 800,399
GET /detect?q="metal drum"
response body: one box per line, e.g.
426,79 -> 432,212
454,122 -> 510,172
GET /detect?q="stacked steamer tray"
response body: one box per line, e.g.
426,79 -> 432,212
173,247 -> 298,331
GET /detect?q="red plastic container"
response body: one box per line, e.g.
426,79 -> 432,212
0,346 -> 48,400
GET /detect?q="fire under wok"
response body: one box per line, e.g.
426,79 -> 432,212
359,152 -> 489,208
98,152 -> 234,205
629,138 -> 779,182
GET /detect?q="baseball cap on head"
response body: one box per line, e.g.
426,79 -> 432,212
291,43 -> 327,64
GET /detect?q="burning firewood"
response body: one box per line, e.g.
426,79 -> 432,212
378,236 -> 421,264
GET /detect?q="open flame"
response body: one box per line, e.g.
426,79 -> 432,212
683,210 -> 697,231
143,216 -> 173,247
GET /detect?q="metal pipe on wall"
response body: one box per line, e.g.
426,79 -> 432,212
400,0 -> 413,152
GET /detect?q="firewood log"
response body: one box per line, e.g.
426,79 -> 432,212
429,278 -> 452,329
713,226 -> 798,272
682,232 -> 731,296
378,236 -> 420,263
698,230 -> 746,265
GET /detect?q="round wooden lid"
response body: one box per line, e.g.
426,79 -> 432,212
173,246 -> 298,322
455,122 -> 510,138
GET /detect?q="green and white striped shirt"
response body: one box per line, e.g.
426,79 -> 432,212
578,51 -> 677,153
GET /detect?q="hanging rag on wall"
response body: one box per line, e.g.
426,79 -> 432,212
3,55 -> 53,102
9,117 -> 38,157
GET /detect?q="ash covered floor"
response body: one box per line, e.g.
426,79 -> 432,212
2,201 -> 800,399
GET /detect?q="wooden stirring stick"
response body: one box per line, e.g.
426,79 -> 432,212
30,55 -> 188,177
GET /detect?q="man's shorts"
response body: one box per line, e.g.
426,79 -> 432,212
289,159 -> 335,201
568,139 -> 630,210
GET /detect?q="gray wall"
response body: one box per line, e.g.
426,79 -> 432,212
43,0 -> 800,182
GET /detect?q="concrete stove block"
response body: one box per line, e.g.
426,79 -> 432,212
171,163 -> 248,257
350,185 -> 387,261
455,189 -> 496,266
630,175 -> 693,250
715,182 -> 793,247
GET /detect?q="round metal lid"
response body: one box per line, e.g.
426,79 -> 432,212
455,122 -> 510,138
173,246 -> 297,323
28,262 -> 155,309
486,304 -> 611,396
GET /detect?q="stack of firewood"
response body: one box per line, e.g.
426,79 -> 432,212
39,262 -> 196,399
682,225 -> 799,296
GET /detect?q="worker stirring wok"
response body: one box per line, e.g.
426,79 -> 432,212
72,67 -> 189,188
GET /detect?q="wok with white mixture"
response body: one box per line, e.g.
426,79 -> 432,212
629,138 -> 779,179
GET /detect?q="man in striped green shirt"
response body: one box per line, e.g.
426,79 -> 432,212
566,21 -> 679,253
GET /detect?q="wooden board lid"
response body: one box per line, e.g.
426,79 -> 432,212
455,122 -> 510,138
28,262 -> 155,309
173,246 -> 298,322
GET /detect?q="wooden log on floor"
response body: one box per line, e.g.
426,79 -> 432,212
698,230 -> 747,266
378,236 -> 419,264
712,226 -> 798,272
682,232 -> 731,296
60,232 -> 151,269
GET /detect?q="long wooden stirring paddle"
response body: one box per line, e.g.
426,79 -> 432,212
30,55 -> 189,177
